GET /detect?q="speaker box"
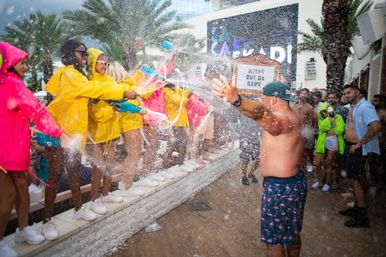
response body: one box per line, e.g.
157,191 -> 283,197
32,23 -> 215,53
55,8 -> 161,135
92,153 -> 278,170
357,8 -> 386,45
351,36 -> 371,59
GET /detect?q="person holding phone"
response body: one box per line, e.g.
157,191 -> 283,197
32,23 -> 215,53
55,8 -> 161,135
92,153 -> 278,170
312,103 -> 345,192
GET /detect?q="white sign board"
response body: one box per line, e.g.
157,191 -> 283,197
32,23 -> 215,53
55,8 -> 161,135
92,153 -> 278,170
236,64 -> 275,90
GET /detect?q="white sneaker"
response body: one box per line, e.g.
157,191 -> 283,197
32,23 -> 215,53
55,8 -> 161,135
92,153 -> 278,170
73,206 -> 97,221
118,181 -> 126,190
158,171 -> 174,179
168,165 -> 186,174
102,193 -> 123,203
322,184 -> 330,192
117,187 -> 146,197
90,198 -> 107,215
134,177 -> 159,187
184,160 -> 198,168
306,164 -> 314,173
29,184 -> 43,203
167,165 -> 180,171
180,164 -> 195,172
0,240 -> 17,257
14,225 -> 45,245
311,181 -> 321,189
148,173 -> 166,182
346,201 -> 355,208
42,221 -> 59,241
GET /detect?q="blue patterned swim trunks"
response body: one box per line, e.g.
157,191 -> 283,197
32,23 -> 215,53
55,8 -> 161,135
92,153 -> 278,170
261,171 -> 307,245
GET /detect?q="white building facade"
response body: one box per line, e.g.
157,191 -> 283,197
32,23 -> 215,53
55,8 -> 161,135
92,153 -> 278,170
185,0 -> 326,90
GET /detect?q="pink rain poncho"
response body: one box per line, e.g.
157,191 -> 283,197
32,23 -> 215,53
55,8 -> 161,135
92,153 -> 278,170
186,94 -> 208,128
142,59 -> 174,125
0,42 -> 62,171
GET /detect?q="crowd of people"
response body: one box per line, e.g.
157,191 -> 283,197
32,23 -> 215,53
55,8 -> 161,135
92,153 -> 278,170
1,37 -> 386,257
213,75 -> 385,256
293,87 -> 385,229
0,40 -> 237,257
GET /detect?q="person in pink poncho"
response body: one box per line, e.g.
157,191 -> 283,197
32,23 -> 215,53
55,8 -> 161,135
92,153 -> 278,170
186,91 -> 210,164
142,53 -> 177,173
0,42 -> 66,256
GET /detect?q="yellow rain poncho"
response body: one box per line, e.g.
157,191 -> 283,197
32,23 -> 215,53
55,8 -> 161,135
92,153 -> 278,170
46,64 -> 125,148
86,48 -> 121,143
163,86 -> 190,127
118,70 -> 145,132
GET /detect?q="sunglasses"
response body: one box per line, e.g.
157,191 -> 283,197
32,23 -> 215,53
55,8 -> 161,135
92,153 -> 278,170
96,61 -> 110,67
75,50 -> 88,57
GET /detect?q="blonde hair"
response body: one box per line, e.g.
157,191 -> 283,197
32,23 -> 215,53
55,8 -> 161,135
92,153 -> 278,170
106,61 -> 130,82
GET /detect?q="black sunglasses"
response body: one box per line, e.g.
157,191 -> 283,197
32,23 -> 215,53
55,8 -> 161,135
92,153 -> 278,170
75,50 -> 88,57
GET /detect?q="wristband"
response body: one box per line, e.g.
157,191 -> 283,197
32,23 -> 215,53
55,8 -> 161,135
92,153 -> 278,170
231,94 -> 242,107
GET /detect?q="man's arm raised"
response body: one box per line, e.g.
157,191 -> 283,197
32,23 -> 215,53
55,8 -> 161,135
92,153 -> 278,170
212,75 -> 286,136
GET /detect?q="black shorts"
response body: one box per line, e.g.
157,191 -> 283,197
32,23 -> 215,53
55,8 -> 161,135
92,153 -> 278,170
344,142 -> 367,180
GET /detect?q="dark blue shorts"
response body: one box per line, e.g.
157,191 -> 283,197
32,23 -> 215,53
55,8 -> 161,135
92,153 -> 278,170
261,171 -> 307,245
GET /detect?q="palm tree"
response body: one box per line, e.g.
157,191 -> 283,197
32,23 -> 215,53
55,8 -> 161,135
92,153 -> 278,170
172,33 -> 206,71
322,0 -> 352,95
63,0 -> 187,70
296,0 -> 373,95
1,11 -> 68,89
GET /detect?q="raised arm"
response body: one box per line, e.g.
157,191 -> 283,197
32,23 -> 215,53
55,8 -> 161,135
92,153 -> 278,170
16,83 -> 62,138
212,75 -> 290,136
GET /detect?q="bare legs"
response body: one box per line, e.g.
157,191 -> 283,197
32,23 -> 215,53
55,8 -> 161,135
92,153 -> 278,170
89,142 -> 116,200
122,129 -> 143,189
314,150 -> 336,185
0,171 -> 17,240
45,147 -> 82,222
11,172 -> 30,229
162,127 -> 188,168
314,153 -> 323,182
324,150 -> 336,185
143,125 -> 159,174
267,235 -> 302,257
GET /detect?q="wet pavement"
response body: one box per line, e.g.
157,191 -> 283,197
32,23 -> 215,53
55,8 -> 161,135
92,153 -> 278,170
108,166 -> 386,257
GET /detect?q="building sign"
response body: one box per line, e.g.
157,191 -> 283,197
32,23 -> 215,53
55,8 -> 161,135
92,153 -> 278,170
207,4 -> 298,82
236,64 -> 274,90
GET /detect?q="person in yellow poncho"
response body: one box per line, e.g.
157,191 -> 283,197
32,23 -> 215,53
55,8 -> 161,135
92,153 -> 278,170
86,48 -> 127,215
106,62 -> 152,192
162,82 -> 191,168
42,40 -> 137,240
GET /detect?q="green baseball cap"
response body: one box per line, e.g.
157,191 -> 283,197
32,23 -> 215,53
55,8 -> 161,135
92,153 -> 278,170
263,82 -> 296,102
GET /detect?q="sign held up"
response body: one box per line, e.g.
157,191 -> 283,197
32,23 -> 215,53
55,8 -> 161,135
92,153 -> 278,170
232,54 -> 281,96
236,64 -> 275,90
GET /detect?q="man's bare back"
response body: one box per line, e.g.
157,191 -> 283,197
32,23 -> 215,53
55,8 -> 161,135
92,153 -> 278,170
294,102 -> 315,126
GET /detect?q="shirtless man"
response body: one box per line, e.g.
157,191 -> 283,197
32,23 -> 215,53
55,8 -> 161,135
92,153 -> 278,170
371,94 -> 386,189
294,88 -> 317,172
212,77 -> 306,257
339,85 -> 381,227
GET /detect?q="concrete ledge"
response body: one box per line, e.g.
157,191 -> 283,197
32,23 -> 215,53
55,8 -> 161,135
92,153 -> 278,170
5,148 -> 240,257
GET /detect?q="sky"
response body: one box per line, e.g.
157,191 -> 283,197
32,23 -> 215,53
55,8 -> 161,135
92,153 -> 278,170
0,0 -> 213,33
0,0 -> 80,32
